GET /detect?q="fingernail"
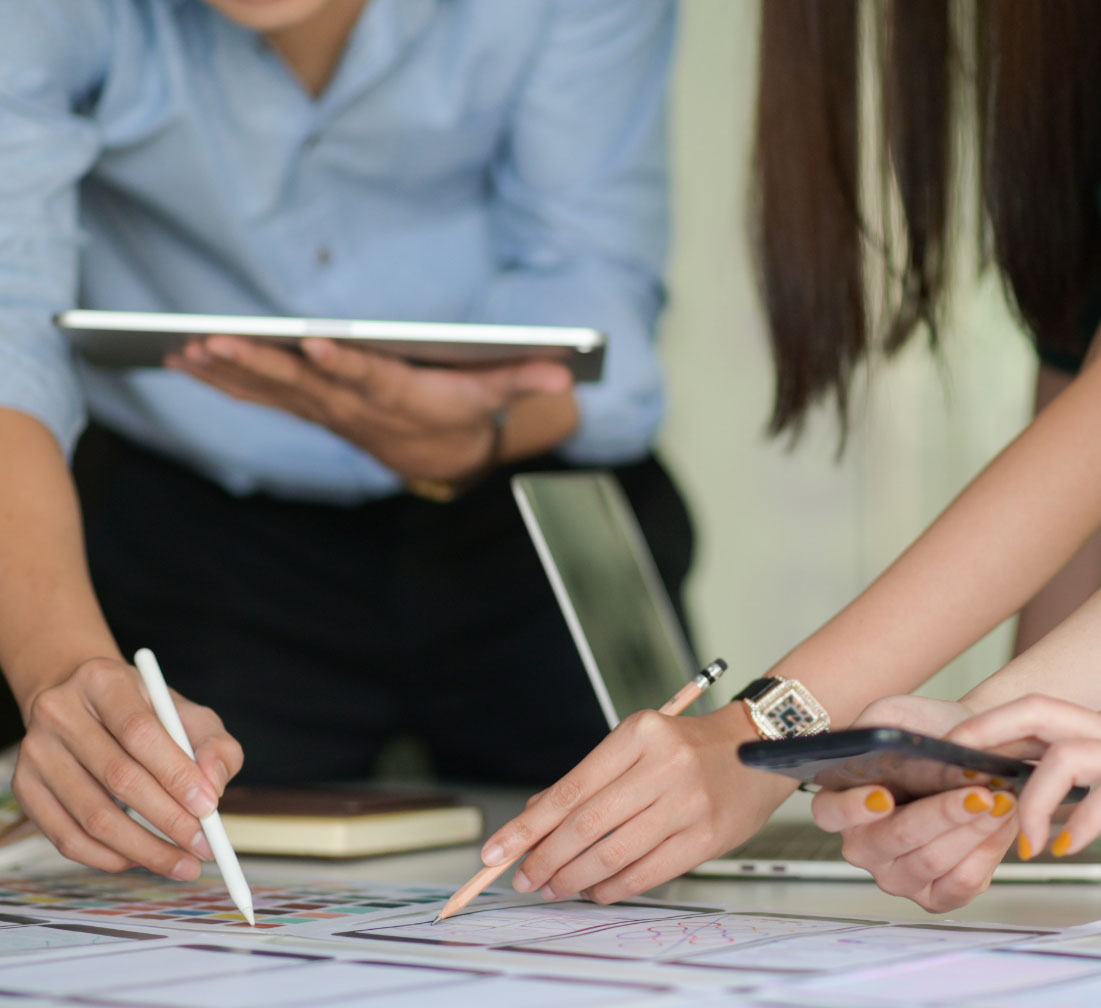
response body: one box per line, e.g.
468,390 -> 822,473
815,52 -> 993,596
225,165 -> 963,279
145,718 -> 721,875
1052,830 -> 1073,858
513,869 -> 533,893
481,843 -> 504,867
185,787 -> 217,818
540,885 -> 557,901
864,789 -> 891,813
964,793 -> 992,814
1017,833 -> 1033,861
962,769 -> 978,780
171,857 -> 200,882
192,832 -> 214,860
990,777 -> 1007,790
991,793 -> 1015,818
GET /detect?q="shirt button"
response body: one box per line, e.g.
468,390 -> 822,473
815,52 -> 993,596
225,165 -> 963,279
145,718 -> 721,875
315,246 -> 332,267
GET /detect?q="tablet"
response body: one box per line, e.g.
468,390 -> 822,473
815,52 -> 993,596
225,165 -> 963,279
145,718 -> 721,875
56,309 -> 607,382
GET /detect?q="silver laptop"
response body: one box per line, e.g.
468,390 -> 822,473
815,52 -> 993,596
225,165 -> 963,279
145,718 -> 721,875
511,471 -> 718,725
512,470 -> 1101,883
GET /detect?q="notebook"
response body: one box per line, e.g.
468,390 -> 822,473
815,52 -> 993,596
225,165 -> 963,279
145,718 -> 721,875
216,787 -> 484,859
512,470 -> 1101,883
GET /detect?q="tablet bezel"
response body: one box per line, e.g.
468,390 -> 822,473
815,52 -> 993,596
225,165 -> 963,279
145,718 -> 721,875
56,309 -> 606,382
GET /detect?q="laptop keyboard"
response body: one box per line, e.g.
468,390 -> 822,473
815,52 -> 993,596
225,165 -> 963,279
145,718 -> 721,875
717,819 -> 1101,867
727,821 -> 846,862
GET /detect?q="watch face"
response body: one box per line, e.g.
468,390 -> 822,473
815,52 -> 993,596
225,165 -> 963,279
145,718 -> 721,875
751,680 -> 830,739
765,691 -> 819,734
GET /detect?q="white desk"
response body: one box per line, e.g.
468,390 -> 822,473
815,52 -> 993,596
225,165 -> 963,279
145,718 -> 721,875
181,787 -> 1101,933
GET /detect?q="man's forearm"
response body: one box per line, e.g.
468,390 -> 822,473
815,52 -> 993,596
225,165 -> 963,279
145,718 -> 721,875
0,408 -> 120,719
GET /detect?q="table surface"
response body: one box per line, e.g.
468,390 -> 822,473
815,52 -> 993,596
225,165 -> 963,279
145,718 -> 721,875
224,787 -> 1101,932
12,786 -> 1099,932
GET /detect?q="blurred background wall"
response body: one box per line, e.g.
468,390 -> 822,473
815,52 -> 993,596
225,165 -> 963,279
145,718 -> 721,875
658,0 -> 1037,704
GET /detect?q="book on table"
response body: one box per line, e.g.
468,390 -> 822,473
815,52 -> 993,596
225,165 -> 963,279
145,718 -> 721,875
215,786 -> 484,859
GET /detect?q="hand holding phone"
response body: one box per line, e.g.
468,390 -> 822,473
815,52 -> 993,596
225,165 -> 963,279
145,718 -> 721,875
738,727 -> 1090,804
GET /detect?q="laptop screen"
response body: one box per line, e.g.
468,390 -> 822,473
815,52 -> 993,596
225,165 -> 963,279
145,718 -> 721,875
511,471 -> 718,728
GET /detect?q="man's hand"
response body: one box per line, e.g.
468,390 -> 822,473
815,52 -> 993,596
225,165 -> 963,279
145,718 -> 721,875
13,657 -> 243,880
166,336 -> 575,481
481,704 -> 794,905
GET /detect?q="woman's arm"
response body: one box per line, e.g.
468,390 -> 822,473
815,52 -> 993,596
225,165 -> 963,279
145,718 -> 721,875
1013,361 -> 1101,654
486,353 -> 1101,904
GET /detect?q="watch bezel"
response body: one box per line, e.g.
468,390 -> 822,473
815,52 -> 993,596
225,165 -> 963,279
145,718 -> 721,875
744,678 -> 830,740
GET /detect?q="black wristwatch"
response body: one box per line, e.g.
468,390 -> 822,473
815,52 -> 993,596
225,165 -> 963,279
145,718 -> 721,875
734,677 -> 830,740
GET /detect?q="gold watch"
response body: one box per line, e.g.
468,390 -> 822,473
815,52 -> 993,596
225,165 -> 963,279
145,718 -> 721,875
734,677 -> 830,740
405,409 -> 507,503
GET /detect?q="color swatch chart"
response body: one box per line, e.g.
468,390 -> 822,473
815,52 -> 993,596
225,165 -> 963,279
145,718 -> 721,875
0,871 -> 490,937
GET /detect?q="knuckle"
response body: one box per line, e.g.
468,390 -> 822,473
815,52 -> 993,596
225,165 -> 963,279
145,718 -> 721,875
77,657 -> 124,692
839,836 -> 874,871
633,709 -> 667,737
101,757 -> 142,800
29,687 -> 68,729
224,738 -> 245,774
117,709 -> 161,752
81,804 -> 117,842
159,807 -> 197,845
950,862 -> 993,898
509,819 -> 535,849
163,762 -> 200,799
918,892 -> 953,913
876,874 -> 916,899
53,832 -> 84,863
549,778 -> 583,812
573,805 -> 603,842
596,837 -> 630,874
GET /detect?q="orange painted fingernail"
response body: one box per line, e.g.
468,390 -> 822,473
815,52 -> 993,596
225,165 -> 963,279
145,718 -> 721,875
865,789 -> 891,813
962,769 -> 978,779
1052,831 -> 1073,858
964,793 -> 991,814
991,793 -> 1015,818
990,777 -> 1007,789
1017,833 -> 1033,861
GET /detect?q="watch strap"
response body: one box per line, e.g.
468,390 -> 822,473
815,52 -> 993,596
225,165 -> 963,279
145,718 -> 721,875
733,677 -> 781,703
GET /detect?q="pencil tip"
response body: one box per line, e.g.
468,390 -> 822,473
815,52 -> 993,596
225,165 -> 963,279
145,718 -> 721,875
431,914 -> 443,925
244,908 -> 256,926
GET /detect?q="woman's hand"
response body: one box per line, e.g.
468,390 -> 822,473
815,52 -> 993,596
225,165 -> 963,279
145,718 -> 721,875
810,694 -> 1017,912
948,693 -> 1101,862
166,335 -> 575,482
481,704 -> 795,904
13,657 -> 243,880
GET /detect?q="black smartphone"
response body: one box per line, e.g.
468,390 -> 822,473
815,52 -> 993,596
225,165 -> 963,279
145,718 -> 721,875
738,727 -> 1090,804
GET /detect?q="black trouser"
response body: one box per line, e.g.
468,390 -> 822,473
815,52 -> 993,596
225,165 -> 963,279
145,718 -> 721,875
74,425 -> 695,788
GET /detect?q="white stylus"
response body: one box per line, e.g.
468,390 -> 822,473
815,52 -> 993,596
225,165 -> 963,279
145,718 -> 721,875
134,648 -> 255,926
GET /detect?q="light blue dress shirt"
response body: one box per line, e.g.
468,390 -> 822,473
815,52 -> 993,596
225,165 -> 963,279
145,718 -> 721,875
0,0 -> 673,503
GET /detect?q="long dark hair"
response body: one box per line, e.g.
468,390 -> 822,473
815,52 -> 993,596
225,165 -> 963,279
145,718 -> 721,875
754,0 -> 1101,443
